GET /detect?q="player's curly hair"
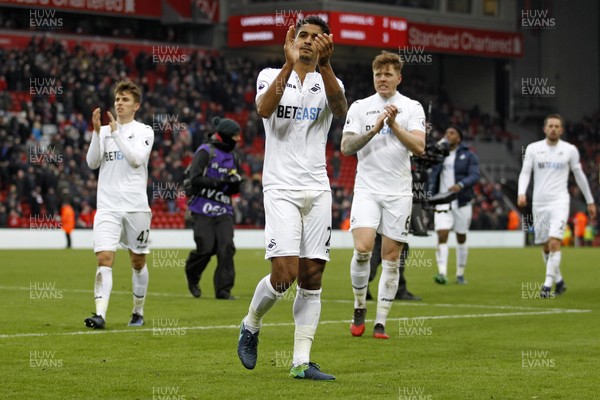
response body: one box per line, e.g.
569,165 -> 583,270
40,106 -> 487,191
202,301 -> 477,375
296,15 -> 330,35
114,81 -> 142,104
372,51 -> 403,75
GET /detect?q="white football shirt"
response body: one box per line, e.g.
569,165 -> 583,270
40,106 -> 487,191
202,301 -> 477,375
518,139 -> 584,205
437,148 -> 457,211
86,120 -> 154,212
256,68 -> 344,191
439,149 -> 457,192
343,91 -> 425,195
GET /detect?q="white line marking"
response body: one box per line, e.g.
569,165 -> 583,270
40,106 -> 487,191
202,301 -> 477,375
0,309 -> 590,339
0,286 -> 584,311
0,286 -> 190,298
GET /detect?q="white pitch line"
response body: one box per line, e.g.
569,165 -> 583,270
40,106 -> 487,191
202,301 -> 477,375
0,286 -> 586,312
0,286 -> 191,298
0,308 -> 590,339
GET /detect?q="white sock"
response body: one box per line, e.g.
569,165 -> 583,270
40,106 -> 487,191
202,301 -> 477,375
549,251 -> 562,285
456,243 -> 468,277
132,265 -> 149,315
94,266 -> 113,319
245,274 -> 281,333
543,251 -> 561,287
375,260 -> 399,327
292,287 -> 321,367
542,251 -> 549,266
350,250 -> 371,309
436,243 -> 448,276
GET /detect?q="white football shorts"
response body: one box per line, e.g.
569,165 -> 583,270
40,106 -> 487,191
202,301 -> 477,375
93,210 -> 152,254
349,192 -> 412,243
434,203 -> 473,234
532,203 -> 569,244
263,189 -> 332,261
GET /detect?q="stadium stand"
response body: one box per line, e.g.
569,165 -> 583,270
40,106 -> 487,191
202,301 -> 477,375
0,34 -> 598,237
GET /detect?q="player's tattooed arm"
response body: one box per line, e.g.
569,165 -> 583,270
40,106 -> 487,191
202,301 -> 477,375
319,64 -> 347,118
315,32 -> 347,118
341,112 -> 386,155
326,90 -> 348,119
341,123 -> 382,156
340,130 -> 377,156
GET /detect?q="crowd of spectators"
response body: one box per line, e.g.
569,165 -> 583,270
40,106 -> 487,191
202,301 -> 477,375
1,35 -> 598,235
0,7 -> 185,43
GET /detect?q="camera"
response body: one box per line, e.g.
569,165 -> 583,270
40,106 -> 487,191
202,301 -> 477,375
418,138 -> 451,169
409,137 -> 453,236
412,137 -> 450,203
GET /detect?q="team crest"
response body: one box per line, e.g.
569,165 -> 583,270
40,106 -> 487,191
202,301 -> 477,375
309,83 -> 322,94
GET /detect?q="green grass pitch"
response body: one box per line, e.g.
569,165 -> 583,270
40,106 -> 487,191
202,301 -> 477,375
1,246 -> 599,399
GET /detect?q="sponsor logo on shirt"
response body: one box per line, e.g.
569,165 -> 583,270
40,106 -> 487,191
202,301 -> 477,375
366,110 -> 380,115
537,162 -> 566,170
104,151 -> 123,161
276,105 -> 322,121
366,124 -> 391,135
197,188 -> 232,205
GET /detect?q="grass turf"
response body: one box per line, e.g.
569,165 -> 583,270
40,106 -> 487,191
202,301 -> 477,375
0,247 -> 598,399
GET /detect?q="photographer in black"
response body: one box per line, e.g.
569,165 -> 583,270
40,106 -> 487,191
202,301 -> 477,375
184,117 -> 242,300
366,128 -> 451,301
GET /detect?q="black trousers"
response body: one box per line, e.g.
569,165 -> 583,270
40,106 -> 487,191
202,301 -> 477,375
185,213 -> 236,298
368,234 -> 409,295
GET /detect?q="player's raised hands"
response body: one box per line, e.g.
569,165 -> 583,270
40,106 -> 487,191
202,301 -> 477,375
284,25 -> 299,66
372,112 -> 387,134
92,108 -> 102,134
107,111 -> 117,133
314,33 -> 334,67
384,104 -> 399,127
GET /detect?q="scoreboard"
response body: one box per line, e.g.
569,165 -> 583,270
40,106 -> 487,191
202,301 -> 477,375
228,11 -> 408,49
